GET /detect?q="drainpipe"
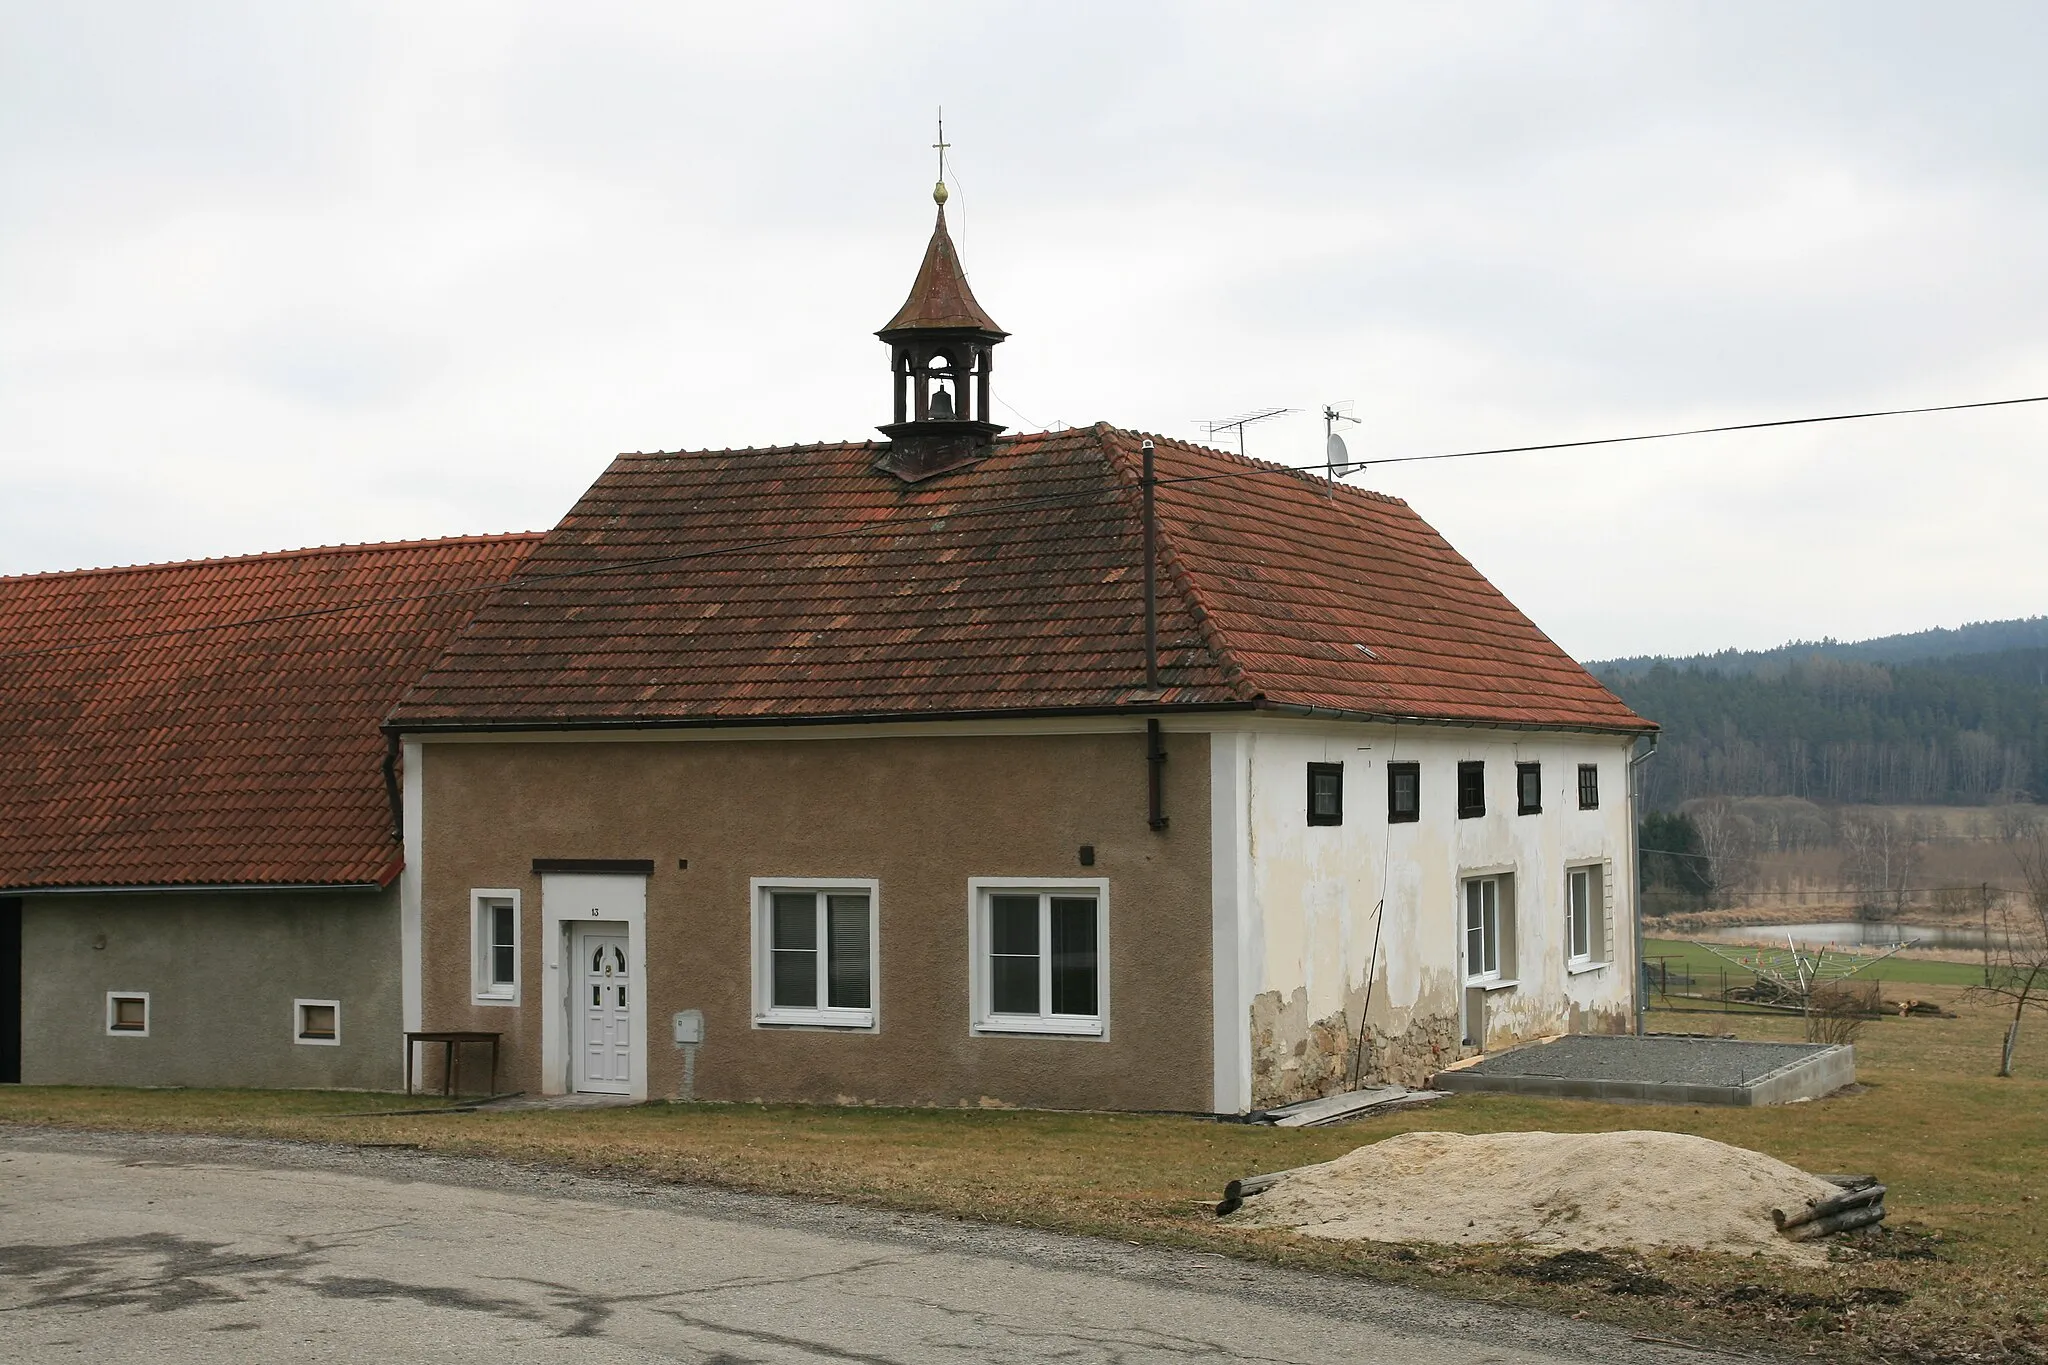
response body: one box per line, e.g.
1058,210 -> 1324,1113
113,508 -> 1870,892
1141,438 -> 1158,690
1141,439 -> 1168,833
1147,718 -> 1169,831
1628,733 -> 1659,1036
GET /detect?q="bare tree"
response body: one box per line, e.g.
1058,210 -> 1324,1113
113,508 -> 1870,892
1687,798 -> 1758,908
1838,808 -> 1925,921
1970,828 -> 2048,1077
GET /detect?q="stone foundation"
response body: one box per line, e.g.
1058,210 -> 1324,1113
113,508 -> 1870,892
1249,988 -> 1464,1108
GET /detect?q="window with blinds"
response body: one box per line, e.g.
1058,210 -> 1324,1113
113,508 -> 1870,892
754,881 -> 878,1028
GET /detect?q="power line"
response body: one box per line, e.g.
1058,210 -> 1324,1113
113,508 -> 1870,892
6,390 -> 2044,665
1153,392 -> 2048,490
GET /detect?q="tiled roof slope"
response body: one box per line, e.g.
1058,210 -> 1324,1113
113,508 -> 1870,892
388,426 -> 1648,735
0,535 -> 539,890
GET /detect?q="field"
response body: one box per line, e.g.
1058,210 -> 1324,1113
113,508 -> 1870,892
1644,937 -> 1990,990
4,981 -> 2043,1363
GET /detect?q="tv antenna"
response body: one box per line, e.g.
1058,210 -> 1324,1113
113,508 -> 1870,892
1201,406 -> 1294,456
1324,403 -> 1364,482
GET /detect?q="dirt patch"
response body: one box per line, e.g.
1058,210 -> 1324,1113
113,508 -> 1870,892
1230,1130 -> 1840,1261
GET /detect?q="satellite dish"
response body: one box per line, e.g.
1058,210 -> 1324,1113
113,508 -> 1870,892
1327,432 -> 1362,477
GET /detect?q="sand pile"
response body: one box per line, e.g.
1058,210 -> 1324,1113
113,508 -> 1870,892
1229,1130 -> 1841,1261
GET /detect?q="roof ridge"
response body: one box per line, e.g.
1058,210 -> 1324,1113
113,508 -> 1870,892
0,532 -> 545,584
621,440 -> 884,460
1091,423 -> 1260,702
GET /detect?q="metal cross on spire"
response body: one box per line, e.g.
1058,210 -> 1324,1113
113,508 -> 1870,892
931,109 -> 951,206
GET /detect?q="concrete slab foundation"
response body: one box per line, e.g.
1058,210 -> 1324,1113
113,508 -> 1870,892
1432,1035 -> 1855,1106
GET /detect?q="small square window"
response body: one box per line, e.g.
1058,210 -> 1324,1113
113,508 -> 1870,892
753,880 -> 878,1028
295,999 -> 340,1045
1306,762 -> 1344,825
106,992 -> 149,1036
1578,764 -> 1600,810
1516,762 -> 1542,816
1386,762 -> 1420,823
1457,761 -> 1486,819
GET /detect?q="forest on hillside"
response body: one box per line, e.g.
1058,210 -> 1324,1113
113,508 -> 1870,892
1599,647 -> 2048,811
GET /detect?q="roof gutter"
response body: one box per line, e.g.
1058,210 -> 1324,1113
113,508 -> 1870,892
1247,699 -> 1657,739
7,881 -> 387,897
383,697 -> 1656,741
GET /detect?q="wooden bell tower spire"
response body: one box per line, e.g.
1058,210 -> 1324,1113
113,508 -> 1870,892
875,116 -> 1008,482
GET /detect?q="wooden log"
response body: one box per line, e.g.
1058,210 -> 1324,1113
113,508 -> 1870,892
1784,1201 -> 1886,1242
1216,1165 -> 1309,1217
1775,1182 -> 1886,1232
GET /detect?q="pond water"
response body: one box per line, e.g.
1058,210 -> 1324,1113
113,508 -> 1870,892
1697,921 -> 1991,950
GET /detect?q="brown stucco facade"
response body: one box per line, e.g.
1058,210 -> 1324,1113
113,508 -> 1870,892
415,727 -> 1214,1112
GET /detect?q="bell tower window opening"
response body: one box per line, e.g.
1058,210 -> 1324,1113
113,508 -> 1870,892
924,351 -> 960,421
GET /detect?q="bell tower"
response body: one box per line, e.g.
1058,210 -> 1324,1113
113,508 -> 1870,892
875,134 -> 1007,482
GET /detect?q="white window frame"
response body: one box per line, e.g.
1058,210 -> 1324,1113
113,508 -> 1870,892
1566,863 -> 1608,971
1461,873 -> 1517,989
471,888 -> 522,1005
294,998 -> 341,1046
750,877 -> 880,1030
968,876 -> 1110,1038
105,991 -> 150,1037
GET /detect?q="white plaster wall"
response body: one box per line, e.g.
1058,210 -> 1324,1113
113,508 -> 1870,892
1229,718 -> 1638,1099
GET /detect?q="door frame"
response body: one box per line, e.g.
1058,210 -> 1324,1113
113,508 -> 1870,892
539,873 -> 647,1100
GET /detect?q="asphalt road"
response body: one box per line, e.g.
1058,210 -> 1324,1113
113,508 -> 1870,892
0,1128 -> 1713,1364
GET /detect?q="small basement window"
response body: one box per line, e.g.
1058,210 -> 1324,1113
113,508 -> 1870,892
1387,761 -> 1420,823
1457,761 -> 1486,819
1578,763 -> 1600,810
1306,762 -> 1344,825
295,999 -> 340,1045
106,992 -> 149,1036
1516,762 -> 1542,815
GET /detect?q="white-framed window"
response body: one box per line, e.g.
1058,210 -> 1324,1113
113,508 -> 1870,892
1462,874 -> 1517,986
471,889 -> 521,1004
295,999 -> 340,1045
1567,864 -> 1608,968
751,878 -> 878,1028
969,877 -> 1109,1037
105,991 -> 149,1036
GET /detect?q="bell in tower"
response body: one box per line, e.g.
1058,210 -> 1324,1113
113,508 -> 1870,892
875,178 -> 1008,482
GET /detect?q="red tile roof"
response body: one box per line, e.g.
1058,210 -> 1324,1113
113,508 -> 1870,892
388,426 -> 1648,735
878,207 -> 1006,337
0,535 -> 540,891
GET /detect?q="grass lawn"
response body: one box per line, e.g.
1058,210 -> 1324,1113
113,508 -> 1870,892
1645,936 -> 1990,989
4,985 -> 2043,1363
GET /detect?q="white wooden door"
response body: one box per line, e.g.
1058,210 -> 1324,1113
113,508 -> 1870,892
573,924 -> 632,1094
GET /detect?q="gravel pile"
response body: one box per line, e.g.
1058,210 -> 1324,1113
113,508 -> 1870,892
1229,1130 -> 1839,1261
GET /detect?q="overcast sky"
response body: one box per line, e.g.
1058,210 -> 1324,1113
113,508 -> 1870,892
3,2 -> 2043,661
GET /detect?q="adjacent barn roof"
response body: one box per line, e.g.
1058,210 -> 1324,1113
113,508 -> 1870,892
0,535 -> 540,891
387,425 -> 1648,735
